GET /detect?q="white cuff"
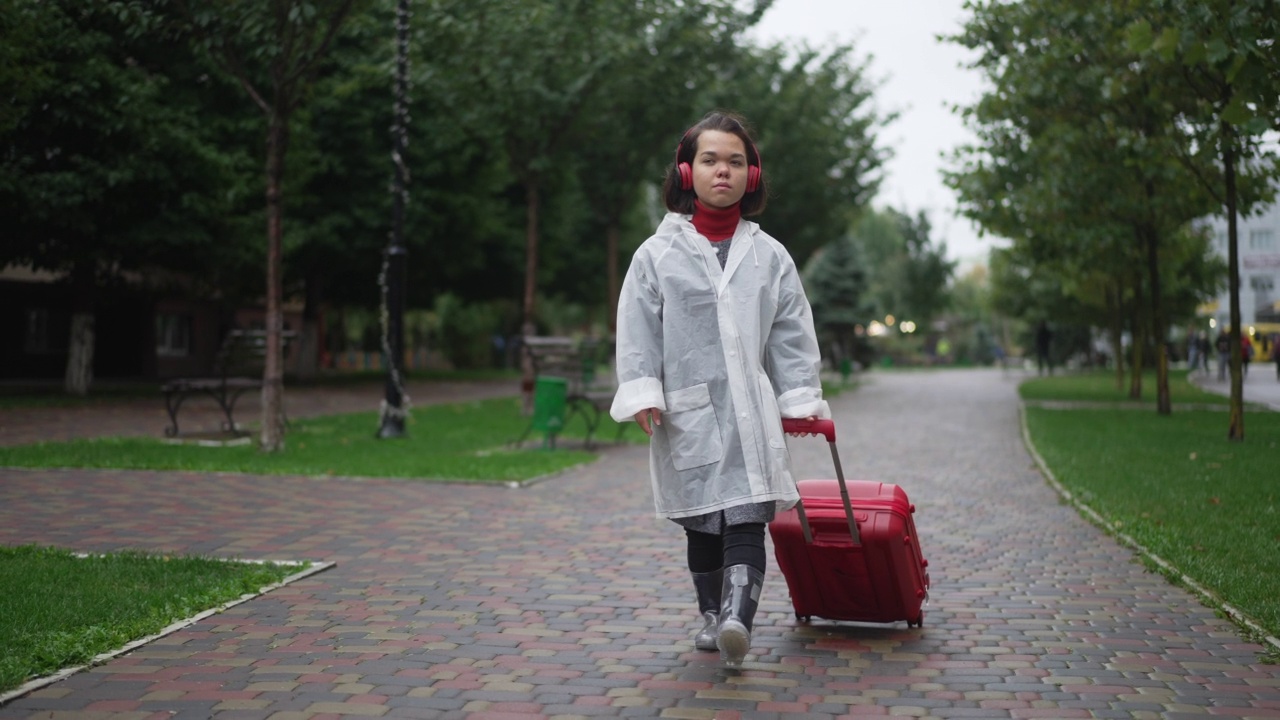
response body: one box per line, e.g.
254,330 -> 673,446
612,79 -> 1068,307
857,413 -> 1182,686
778,387 -> 829,419
610,376 -> 666,422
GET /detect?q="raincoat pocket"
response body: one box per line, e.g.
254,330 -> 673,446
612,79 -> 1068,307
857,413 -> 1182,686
663,383 -> 724,471
757,374 -> 787,449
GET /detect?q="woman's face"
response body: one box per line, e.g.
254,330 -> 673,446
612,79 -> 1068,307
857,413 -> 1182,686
691,130 -> 749,209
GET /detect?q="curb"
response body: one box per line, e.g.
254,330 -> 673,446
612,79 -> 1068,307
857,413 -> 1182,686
0,558 -> 336,707
1017,401 -> 1280,656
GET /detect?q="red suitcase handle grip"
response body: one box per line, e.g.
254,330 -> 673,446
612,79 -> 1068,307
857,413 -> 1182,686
782,417 -> 835,442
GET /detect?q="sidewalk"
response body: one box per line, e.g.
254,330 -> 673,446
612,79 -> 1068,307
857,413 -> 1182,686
1188,362 -> 1280,411
2,369 -> 1278,719
0,379 -> 517,448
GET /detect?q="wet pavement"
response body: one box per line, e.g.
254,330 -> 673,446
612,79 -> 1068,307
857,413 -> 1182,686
1,369 -> 1278,719
1188,363 -> 1280,411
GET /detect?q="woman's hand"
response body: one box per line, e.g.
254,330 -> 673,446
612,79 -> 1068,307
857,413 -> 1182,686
634,408 -> 662,437
785,416 -> 819,437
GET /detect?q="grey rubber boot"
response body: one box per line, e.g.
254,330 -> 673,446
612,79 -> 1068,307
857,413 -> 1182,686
691,569 -> 723,651
716,564 -> 764,667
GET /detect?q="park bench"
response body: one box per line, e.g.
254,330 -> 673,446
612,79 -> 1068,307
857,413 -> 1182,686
515,335 -> 621,449
160,329 -> 293,437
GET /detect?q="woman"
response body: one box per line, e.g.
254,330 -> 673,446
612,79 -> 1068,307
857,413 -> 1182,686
610,111 -> 829,666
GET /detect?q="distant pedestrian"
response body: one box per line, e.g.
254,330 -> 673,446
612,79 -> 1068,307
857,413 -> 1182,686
1035,321 -> 1052,376
1242,333 -> 1254,377
993,343 -> 1008,374
1216,330 -> 1230,381
610,111 -> 828,667
1198,332 -> 1212,375
1273,334 -> 1280,381
1186,331 -> 1200,374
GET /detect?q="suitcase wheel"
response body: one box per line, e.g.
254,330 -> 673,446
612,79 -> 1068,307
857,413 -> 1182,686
908,612 -> 924,628
796,614 -> 811,623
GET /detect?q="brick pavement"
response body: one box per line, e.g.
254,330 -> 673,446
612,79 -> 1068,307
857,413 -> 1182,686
2,369 -> 1278,719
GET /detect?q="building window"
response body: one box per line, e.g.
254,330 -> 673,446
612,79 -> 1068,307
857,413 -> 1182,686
155,313 -> 193,357
1251,275 -> 1276,313
24,308 -> 51,353
1249,229 -> 1275,250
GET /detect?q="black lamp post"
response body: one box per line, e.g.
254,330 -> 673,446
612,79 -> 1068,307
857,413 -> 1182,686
377,0 -> 411,439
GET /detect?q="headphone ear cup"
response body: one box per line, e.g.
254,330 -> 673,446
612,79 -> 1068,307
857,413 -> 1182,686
747,165 -> 761,194
677,162 -> 693,191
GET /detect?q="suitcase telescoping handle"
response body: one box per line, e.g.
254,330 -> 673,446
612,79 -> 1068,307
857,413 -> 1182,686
782,418 -> 862,546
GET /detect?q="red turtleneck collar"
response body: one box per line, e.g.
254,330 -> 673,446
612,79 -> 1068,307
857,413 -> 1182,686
691,199 -> 741,242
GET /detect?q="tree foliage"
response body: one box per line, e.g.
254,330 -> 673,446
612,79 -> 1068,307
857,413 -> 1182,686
4,0 -> 898,406
847,207 -> 955,328
804,236 -> 875,368
0,0 -> 251,394
947,0 -> 1233,413
715,42 -> 892,265
1126,0 -> 1280,437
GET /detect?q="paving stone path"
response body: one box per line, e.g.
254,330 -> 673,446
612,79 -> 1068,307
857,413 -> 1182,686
1,369 -> 1278,719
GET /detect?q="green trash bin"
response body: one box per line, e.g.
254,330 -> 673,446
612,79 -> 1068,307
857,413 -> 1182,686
531,376 -> 568,448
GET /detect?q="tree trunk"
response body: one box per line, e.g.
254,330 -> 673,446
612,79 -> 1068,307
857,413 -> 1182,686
260,111 -> 289,451
63,263 -> 95,396
1109,282 -> 1125,392
607,221 -> 620,334
520,179 -> 541,414
1143,218 -> 1171,415
1128,286 -> 1145,400
297,270 -> 322,381
1223,120 -> 1244,440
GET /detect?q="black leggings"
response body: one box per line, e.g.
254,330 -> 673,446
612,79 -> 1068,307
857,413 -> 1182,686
685,523 -> 766,574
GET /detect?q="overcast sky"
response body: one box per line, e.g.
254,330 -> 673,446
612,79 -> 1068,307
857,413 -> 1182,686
748,0 -> 1004,267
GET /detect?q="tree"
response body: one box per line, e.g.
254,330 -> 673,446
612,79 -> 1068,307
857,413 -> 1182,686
159,0 -> 366,451
571,0 -> 767,332
1127,0 -> 1280,438
846,208 -> 954,329
424,0 -> 635,407
804,236 -> 875,369
715,41 -> 892,266
1,0 -> 244,394
946,264 -> 999,366
947,0 -> 1222,413
895,210 -> 956,329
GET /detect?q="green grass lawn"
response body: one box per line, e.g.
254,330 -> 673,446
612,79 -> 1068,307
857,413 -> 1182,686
1019,368 -> 1230,405
0,396 -> 609,482
1020,371 -> 1280,651
0,545 -> 304,694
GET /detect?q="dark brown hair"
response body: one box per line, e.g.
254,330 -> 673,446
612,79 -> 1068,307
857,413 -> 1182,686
662,111 -> 768,216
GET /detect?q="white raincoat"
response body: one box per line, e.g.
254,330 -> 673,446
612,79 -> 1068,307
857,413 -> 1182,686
610,212 -> 830,519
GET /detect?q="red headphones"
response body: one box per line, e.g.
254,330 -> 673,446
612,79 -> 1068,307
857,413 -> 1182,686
674,128 -> 763,194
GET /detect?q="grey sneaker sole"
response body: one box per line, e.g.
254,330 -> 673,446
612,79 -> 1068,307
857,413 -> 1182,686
717,621 -> 749,666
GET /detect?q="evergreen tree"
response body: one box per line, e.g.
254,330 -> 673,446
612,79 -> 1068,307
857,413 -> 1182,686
804,236 -> 875,370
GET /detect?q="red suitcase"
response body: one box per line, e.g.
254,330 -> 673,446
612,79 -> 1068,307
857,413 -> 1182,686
768,418 -> 930,627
